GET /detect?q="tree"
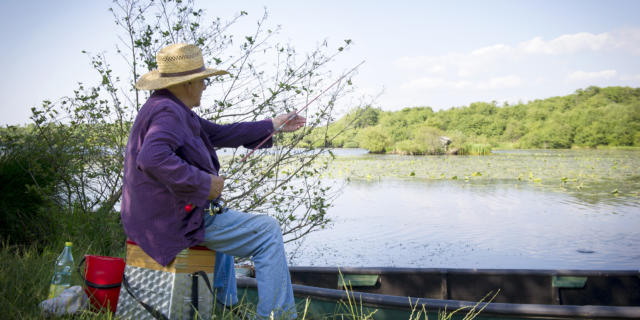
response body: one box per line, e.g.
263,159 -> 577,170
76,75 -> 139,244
325,86 -> 639,151
23,0 -> 366,245
27,84 -> 126,214
395,125 -> 445,155
351,105 -> 381,128
357,126 -> 390,153
0,126 -> 59,246
503,120 -> 526,142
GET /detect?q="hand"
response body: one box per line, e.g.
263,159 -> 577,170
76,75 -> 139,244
272,111 -> 306,132
208,174 -> 225,200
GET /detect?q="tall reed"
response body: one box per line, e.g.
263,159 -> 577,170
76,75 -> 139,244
458,143 -> 492,155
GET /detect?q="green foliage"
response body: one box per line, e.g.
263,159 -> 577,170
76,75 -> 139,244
350,105 -> 382,128
310,106 -> 382,148
413,126 -> 446,154
0,126 -> 58,247
0,125 -> 124,315
0,123 -> 127,248
519,119 -> 574,149
458,143 -> 493,156
28,92 -> 128,215
503,120 -> 527,142
2,0 -> 366,315
357,126 -> 390,153
394,125 -> 446,155
3,0 -> 366,249
318,86 -> 640,153
0,206 -> 124,320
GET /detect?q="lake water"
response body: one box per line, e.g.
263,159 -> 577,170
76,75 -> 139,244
285,149 -> 640,270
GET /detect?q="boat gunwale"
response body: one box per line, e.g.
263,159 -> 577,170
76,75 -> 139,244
289,266 -> 640,277
237,266 -> 640,319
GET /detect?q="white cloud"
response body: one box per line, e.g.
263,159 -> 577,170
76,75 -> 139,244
518,29 -> 640,55
400,77 -> 471,90
394,44 -> 513,78
387,29 -> 640,110
393,56 -> 450,74
566,70 -> 617,82
400,75 -> 521,91
470,43 -> 513,57
393,29 -> 640,78
519,32 -> 611,55
477,75 -> 522,90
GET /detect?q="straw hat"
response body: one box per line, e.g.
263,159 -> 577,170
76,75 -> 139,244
135,43 -> 229,90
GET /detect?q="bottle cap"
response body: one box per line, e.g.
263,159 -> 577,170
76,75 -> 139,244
65,242 -> 73,247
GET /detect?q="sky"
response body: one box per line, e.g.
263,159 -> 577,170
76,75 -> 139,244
1,0 -> 639,126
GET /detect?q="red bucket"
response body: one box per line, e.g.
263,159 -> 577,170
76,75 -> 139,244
79,255 -> 125,313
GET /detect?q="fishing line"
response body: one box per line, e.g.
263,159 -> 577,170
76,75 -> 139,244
205,61 -> 365,213
228,60 -> 366,172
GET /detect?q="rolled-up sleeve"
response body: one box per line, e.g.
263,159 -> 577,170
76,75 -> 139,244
136,107 -> 211,206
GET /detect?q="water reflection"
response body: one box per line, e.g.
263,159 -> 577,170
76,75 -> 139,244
286,179 -> 640,270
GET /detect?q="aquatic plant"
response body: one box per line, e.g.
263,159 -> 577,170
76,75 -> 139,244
317,149 -> 640,200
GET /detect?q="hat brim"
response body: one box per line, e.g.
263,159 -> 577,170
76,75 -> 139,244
135,68 -> 229,90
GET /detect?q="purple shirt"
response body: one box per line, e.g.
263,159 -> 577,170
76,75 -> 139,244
121,89 -> 274,266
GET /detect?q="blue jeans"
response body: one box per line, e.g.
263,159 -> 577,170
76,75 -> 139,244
201,209 -> 297,319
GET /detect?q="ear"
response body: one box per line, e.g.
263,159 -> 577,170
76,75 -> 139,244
183,81 -> 194,93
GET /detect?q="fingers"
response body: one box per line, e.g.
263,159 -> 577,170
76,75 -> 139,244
282,118 -> 305,132
208,174 -> 225,200
273,111 -> 307,132
287,111 -> 306,125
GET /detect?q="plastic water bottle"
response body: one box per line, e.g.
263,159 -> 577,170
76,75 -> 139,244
47,242 -> 74,299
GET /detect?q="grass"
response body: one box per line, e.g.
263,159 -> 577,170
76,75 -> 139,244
2,239 -> 489,320
330,270 -> 489,320
1,243 -> 54,319
462,143 -> 492,156
405,291 -> 498,320
0,205 -> 126,320
338,271 -> 378,319
1,199 -> 490,320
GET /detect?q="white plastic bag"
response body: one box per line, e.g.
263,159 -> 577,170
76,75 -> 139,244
39,285 -> 88,316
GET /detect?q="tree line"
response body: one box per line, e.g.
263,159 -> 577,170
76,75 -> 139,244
294,86 -> 640,154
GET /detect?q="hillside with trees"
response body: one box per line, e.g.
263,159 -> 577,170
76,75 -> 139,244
300,86 -> 640,154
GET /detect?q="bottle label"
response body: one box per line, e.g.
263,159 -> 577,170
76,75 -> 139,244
47,283 -> 70,299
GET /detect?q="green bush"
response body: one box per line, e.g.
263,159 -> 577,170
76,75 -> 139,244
393,126 -> 447,155
0,127 -> 59,247
0,125 -> 125,315
343,140 -> 359,148
0,126 -> 126,250
394,140 -> 427,155
413,126 -> 445,154
357,126 -> 390,153
322,86 -> 640,152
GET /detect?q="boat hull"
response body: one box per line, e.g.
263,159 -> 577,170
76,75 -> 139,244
236,266 -> 640,319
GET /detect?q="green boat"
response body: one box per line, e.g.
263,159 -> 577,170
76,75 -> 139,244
236,266 -> 640,319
